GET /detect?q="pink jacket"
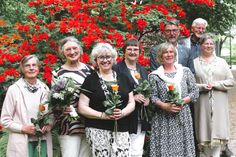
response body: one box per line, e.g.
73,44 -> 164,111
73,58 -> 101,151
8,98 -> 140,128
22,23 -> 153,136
1,78 -> 53,157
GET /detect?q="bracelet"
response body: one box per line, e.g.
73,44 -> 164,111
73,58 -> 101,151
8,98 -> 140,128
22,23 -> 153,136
100,112 -> 104,119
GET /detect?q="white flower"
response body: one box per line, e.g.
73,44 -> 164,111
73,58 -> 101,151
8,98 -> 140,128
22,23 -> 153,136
69,105 -> 78,117
67,87 -> 74,93
52,93 -> 64,100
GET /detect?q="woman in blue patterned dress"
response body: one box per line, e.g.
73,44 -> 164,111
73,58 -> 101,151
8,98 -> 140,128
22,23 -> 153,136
149,42 -> 199,156
54,36 -> 93,157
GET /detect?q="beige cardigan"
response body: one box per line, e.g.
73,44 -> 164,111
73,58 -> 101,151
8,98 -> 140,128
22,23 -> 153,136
1,78 -> 53,157
194,56 -> 235,145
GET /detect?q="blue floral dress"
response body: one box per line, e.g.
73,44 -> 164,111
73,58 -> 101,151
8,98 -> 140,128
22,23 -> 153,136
149,67 -> 199,157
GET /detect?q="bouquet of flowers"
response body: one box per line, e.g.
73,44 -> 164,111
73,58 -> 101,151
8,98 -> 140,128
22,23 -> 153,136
103,84 -> 122,115
103,84 -> 122,137
166,83 -> 184,106
133,72 -> 152,130
48,76 -> 79,121
133,80 -> 152,98
31,104 -> 52,136
31,104 -> 52,157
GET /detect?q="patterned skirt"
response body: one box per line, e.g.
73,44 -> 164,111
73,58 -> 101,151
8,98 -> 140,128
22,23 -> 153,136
85,127 -> 130,157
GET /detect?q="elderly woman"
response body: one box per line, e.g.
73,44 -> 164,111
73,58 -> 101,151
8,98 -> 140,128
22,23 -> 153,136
149,42 -> 199,156
1,55 -> 52,157
78,42 -> 135,157
193,33 -> 235,157
54,36 -> 93,157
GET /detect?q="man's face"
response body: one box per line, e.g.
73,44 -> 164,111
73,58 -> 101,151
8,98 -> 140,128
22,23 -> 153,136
191,23 -> 206,38
163,24 -> 180,44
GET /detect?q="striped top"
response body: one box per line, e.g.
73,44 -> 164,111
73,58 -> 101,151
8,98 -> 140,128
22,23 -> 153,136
55,63 -> 93,135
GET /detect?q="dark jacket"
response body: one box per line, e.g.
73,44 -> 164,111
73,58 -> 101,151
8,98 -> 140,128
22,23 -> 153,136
113,60 -> 149,133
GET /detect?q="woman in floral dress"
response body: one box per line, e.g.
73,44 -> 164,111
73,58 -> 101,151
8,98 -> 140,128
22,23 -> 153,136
149,42 -> 199,156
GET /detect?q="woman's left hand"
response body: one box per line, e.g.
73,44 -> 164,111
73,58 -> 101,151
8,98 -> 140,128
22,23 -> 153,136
135,94 -> 148,104
41,125 -> 52,134
143,98 -> 150,106
111,108 -> 123,120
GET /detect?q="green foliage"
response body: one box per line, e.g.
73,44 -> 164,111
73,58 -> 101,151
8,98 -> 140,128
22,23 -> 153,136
134,80 -> 152,98
103,90 -> 122,115
0,131 -> 8,157
166,84 -> 184,106
51,130 -> 61,157
179,0 -> 236,35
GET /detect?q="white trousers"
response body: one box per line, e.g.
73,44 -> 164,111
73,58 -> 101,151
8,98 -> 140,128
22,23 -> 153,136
130,124 -> 146,157
59,134 -> 92,157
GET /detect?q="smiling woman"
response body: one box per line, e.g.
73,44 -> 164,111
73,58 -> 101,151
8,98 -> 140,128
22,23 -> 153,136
149,42 -> 199,156
1,55 -> 53,157
53,36 -> 93,157
78,42 -> 135,157
193,33 -> 235,156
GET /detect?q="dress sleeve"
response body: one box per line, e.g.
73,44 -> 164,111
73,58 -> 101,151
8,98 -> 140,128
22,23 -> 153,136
1,85 -> 23,133
213,60 -> 235,91
185,68 -> 199,103
149,74 -> 161,104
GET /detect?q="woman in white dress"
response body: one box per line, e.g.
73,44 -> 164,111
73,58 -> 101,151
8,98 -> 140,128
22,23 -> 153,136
193,33 -> 235,157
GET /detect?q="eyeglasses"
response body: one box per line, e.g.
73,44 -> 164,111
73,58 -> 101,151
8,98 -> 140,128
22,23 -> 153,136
97,55 -> 113,61
164,29 -> 179,34
126,48 -> 139,52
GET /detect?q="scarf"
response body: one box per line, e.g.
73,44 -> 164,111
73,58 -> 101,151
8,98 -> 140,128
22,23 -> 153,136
150,63 -> 183,99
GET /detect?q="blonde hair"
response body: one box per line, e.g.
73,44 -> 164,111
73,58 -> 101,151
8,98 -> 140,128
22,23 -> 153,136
156,42 -> 177,64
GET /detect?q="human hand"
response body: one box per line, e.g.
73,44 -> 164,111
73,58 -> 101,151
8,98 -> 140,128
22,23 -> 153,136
161,103 -> 182,113
110,108 -> 123,120
41,125 -> 52,134
134,94 -> 147,104
22,125 -> 36,135
143,98 -> 150,106
63,106 -> 72,115
204,83 -> 213,91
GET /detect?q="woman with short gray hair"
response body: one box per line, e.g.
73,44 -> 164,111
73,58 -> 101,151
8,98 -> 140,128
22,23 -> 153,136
194,33 -> 235,156
54,36 -> 93,157
1,55 -> 53,157
78,42 -> 135,157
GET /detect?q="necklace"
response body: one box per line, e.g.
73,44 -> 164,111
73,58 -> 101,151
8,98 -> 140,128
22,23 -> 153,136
97,71 -> 117,96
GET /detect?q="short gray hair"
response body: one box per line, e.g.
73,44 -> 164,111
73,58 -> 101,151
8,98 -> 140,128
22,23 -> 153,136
156,42 -> 177,64
192,18 -> 208,27
19,55 -> 40,74
90,43 -> 117,64
58,36 -> 83,58
199,33 -> 215,45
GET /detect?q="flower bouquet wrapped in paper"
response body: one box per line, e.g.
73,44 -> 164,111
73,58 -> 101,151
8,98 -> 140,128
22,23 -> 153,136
48,76 -> 79,121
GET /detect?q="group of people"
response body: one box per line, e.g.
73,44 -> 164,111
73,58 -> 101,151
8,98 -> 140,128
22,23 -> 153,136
0,17 -> 235,157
